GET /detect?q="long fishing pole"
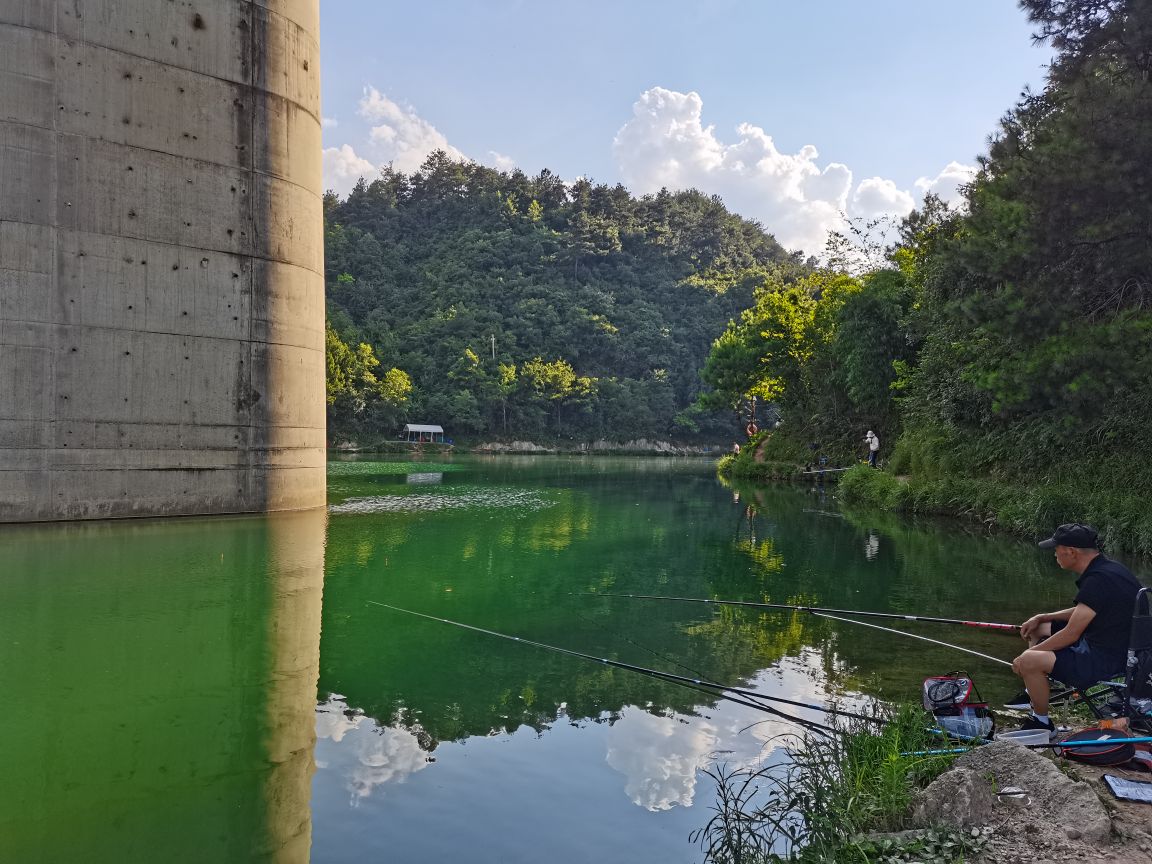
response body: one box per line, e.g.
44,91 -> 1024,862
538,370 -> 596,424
559,616 -> 818,729
573,609 -> 715,683
905,736 -> 1152,756
811,611 -> 1012,667
367,601 -> 850,735
571,610 -> 882,726
579,592 -> 1019,632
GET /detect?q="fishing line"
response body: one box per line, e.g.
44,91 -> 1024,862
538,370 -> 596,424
570,608 -> 879,726
578,592 -> 1019,632
571,609 -> 715,683
810,611 -> 1012,667
368,601 -> 842,736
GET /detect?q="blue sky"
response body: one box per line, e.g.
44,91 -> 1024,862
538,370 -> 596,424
319,1 -> 1051,255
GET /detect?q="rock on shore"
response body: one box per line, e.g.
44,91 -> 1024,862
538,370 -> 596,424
908,740 -> 1152,863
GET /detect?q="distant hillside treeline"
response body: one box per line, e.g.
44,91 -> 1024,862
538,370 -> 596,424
322,155 -> 805,442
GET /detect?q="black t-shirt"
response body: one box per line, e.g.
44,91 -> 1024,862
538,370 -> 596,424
1074,555 -> 1144,656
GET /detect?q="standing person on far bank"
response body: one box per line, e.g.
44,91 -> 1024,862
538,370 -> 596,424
864,430 -> 880,468
1009,523 -> 1143,738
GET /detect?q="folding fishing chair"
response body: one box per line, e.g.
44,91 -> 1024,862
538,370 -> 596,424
1074,587 -> 1152,733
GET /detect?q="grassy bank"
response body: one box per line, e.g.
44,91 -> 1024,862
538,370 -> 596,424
717,430 -> 851,483
836,463 -> 1152,556
718,425 -> 1152,555
693,704 -> 976,863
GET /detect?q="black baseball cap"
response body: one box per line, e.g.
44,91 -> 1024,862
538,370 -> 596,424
1037,523 -> 1099,550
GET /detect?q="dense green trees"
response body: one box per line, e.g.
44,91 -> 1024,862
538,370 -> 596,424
322,0 -> 1151,517
325,322 -> 411,442
896,0 -> 1151,471
323,160 -> 798,441
701,269 -> 915,458
712,0 -> 1152,547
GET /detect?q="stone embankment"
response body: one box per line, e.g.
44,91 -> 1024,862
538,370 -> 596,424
899,740 -> 1152,863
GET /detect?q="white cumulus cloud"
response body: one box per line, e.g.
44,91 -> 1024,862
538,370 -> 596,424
322,143 -> 378,194
321,87 -> 521,195
613,87 -> 970,256
358,86 -> 468,173
852,177 -> 916,219
915,160 -> 978,207
605,707 -> 719,811
488,150 -> 517,172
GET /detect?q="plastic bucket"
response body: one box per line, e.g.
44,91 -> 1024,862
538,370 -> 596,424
995,729 -> 1051,746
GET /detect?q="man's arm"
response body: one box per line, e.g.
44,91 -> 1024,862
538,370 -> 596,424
1031,603 -> 1096,651
1020,607 -> 1075,640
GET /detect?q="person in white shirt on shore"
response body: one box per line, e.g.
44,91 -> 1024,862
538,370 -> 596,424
864,430 -> 880,468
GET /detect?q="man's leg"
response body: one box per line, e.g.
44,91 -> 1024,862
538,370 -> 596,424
1026,622 -> 1052,647
1012,649 -> 1057,714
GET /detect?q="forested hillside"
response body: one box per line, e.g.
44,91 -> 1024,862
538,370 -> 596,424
715,0 -> 1152,551
322,156 -> 802,443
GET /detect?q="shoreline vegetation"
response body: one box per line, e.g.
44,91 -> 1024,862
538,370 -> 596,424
703,0 -> 1152,559
698,702 -> 1151,864
719,432 -> 1152,555
329,438 -> 727,456
693,704 -> 965,863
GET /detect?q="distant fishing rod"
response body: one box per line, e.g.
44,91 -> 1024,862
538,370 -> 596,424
367,601 -> 877,732
573,610 -> 715,686
905,736 -> 1152,756
579,592 -> 1019,633
809,612 -> 1013,667
368,601 -> 837,736
564,611 -> 820,726
570,609 -> 884,726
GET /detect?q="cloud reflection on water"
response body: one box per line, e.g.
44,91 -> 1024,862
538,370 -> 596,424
315,696 -> 432,804
605,658 -> 832,811
315,654 -> 852,816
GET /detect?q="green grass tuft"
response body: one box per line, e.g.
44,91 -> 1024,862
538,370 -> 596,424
693,703 -> 967,863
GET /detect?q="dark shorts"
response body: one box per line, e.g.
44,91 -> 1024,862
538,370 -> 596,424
1049,621 -> 1125,689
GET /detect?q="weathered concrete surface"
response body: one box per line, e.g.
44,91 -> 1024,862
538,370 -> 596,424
0,0 -> 325,520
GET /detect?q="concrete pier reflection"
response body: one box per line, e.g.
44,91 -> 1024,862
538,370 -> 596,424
258,508 -> 326,862
0,507 -> 326,862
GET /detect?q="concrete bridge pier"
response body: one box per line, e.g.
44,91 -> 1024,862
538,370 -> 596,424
0,0 -> 326,521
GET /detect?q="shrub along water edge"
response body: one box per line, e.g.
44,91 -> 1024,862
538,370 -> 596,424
692,703 -> 973,863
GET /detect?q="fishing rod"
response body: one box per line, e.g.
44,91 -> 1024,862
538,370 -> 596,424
570,610 -> 882,726
370,602 -> 838,737
811,611 -> 1012,667
572,609 -> 715,684
367,601 -> 863,734
905,736 -> 1152,756
569,610 -> 835,732
579,592 -> 1019,633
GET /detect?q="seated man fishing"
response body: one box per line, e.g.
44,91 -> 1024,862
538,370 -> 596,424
1010,523 -> 1143,737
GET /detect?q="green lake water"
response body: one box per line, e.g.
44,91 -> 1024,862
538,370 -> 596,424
2,455 -> 1144,863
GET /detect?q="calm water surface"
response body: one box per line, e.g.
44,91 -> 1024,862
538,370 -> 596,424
2,455 -> 1141,863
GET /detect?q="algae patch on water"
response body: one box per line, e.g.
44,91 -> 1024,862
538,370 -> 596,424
329,486 -> 555,515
